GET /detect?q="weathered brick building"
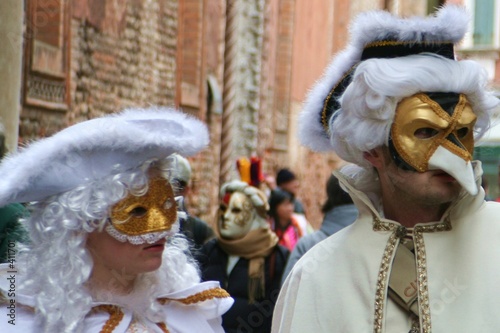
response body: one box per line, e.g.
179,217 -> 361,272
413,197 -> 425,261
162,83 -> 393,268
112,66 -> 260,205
4,0 -> 500,228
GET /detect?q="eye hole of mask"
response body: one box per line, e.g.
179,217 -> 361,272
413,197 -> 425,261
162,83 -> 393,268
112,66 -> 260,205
231,207 -> 242,214
456,127 -> 469,139
414,127 -> 439,139
129,206 -> 147,217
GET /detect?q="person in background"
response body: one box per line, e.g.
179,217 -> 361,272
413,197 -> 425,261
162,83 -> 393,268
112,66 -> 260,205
166,153 -> 214,250
273,6 -> 500,332
275,168 -> 306,215
267,188 -> 308,251
0,108 -> 232,332
0,123 -> 28,263
281,174 -> 358,283
198,180 -> 289,333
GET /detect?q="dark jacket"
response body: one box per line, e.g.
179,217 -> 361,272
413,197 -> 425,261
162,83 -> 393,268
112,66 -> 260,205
180,215 -> 214,251
198,239 -> 289,333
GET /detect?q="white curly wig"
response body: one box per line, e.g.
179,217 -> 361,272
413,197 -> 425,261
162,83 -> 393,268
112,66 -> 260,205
299,5 -> 500,171
17,160 -> 200,332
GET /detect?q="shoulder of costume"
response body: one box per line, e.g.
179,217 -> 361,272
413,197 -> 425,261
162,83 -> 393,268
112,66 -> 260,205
157,281 -> 233,322
157,281 -> 231,305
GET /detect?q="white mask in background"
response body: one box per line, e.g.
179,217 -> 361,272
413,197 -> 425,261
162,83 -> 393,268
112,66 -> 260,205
219,192 -> 255,240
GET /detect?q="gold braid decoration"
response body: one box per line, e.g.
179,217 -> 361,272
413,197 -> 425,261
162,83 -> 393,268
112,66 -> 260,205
158,287 -> 230,305
91,305 -> 124,333
0,291 -> 8,304
321,66 -> 357,134
157,322 -> 170,333
364,40 -> 452,49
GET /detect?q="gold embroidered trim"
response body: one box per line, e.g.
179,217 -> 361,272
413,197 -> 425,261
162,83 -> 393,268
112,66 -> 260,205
157,322 -> 170,333
321,66 -> 357,134
91,305 -> 124,333
413,216 -> 451,333
372,216 -> 399,333
372,215 -> 451,333
364,40 -> 453,49
158,287 -> 230,305
373,215 -> 400,232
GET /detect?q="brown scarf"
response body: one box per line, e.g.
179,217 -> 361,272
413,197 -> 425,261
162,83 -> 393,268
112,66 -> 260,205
216,228 -> 279,303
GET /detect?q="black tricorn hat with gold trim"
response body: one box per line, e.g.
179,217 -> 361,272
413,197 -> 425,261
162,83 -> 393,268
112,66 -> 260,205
298,5 -> 470,152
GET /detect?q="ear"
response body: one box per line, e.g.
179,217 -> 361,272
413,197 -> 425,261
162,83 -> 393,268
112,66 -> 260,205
363,148 -> 385,168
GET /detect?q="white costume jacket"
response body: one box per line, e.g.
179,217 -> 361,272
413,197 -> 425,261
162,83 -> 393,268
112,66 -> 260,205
0,263 -> 233,333
272,163 -> 500,332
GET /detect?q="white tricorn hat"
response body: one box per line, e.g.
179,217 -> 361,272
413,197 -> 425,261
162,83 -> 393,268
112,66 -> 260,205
0,107 -> 209,206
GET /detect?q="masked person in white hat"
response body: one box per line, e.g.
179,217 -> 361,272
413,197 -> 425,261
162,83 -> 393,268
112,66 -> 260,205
198,180 -> 289,332
0,108 -> 232,332
165,153 -> 214,250
273,5 -> 500,333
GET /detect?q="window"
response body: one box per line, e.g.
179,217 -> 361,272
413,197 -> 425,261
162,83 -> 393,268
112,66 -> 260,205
24,0 -> 70,111
473,0 -> 495,46
463,0 -> 500,49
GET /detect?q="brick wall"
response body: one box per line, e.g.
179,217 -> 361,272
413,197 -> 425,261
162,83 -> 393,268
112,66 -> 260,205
70,0 -> 178,120
20,0 -> 179,141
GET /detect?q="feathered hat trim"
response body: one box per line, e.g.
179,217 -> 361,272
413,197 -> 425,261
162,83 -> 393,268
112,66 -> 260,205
0,107 -> 209,206
299,5 -> 469,151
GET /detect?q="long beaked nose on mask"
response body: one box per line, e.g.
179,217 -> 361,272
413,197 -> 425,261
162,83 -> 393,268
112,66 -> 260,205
428,145 -> 477,195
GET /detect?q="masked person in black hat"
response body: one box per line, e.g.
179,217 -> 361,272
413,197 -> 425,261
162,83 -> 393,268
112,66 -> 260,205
0,108 -> 232,333
273,6 -> 500,333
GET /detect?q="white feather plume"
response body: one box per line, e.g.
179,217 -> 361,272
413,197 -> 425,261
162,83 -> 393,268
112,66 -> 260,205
0,107 -> 209,206
299,5 -> 470,152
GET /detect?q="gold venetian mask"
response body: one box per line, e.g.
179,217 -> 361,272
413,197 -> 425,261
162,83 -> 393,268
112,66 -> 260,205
390,93 -> 476,172
108,176 -> 177,241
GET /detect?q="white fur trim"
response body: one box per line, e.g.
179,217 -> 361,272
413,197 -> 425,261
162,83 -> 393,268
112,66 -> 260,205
0,107 -> 209,205
299,5 -> 470,152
